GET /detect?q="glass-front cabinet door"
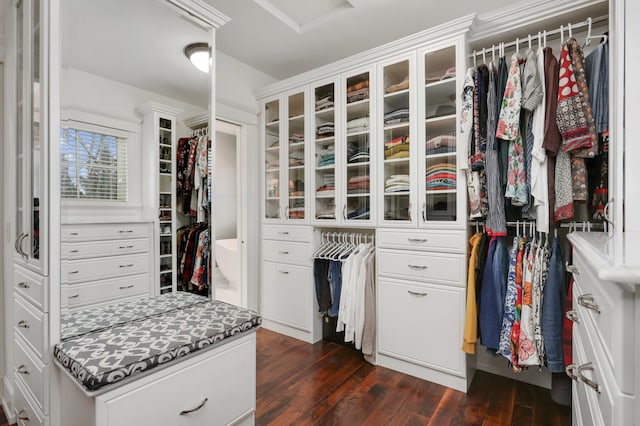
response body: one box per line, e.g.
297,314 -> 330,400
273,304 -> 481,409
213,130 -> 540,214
419,44 -> 460,226
264,97 -> 282,221
379,55 -> 415,225
312,79 -> 338,222
14,0 -> 47,274
342,67 -> 374,224
285,90 -> 306,221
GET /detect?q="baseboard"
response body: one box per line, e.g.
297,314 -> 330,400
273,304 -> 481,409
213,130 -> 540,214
261,319 -> 322,344
2,376 -> 15,424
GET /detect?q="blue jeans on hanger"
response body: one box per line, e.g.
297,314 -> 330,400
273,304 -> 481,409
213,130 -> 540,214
479,236 -> 509,352
543,237 -> 565,373
328,260 -> 342,317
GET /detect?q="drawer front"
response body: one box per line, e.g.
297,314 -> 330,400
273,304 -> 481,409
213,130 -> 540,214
61,222 -> 149,242
378,279 -> 465,375
14,296 -> 48,360
14,265 -> 48,312
97,337 -> 255,426
62,253 -> 149,283
61,238 -> 149,260
14,336 -> 48,413
263,224 -> 312,242
262,240 -> 311,266
14,377 -> 47,426
571,252 -> 633,394
377,249 -> 464,286
262,262 -> 310,331
377,229 -> 465,253
62,274 -> 149,308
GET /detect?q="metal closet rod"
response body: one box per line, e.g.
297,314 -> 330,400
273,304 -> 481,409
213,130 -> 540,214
469,14 -> 608,59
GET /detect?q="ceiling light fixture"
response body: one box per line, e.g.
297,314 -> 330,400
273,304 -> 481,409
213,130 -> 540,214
184,42 -> 210,73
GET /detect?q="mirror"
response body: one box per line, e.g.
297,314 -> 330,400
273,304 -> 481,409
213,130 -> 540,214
59,0 -> 214,331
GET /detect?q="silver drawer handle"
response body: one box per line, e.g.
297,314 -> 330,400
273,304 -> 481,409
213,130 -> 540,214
408,238 -> 428,243
278,231 -> 289,235
17,320 -> 30,329
408,290 -> 428,297
566,262 -> 579,275
565,310 -> 579,324
17,409 -> 29,421
279,251 -> 290,255
119,245 -> 134,249
119,285 -> 134,290
68,270 -> 80,275
119,264 -> 134,268
17,365 -> 29,375
69,249 -> 79,253
577,294 -> 601,314
119,230 -> 134,233
279,270 -> 290,275
69,294 -> 80,299
565,364 -> 579,381
408,264 -> 428,270
180,397 -> 208,416
18,282 -> 30,289
578,362 -> 601,394
69,232 -> 79,236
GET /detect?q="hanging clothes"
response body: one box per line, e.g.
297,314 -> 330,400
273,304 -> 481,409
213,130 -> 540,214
462,232 -> 483,354
176,223 -> 209,293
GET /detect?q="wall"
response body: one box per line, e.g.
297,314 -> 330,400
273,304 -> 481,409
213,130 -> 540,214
0,60 -> 4,404
214,131 -> 237,240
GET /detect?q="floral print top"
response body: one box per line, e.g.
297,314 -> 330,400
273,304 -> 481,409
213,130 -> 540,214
496,54 -> 522,141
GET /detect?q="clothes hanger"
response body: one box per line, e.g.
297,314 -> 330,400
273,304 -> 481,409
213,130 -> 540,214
543,30 -> 547,48
568,22 -> 573,40
492,45 -> 495,63
528,34 -> 532,50
473,50 -> 477,68
515,38 -> 519,56
482,48 -> 486,65
560,25 -> 564,45
583,17 -> 608,47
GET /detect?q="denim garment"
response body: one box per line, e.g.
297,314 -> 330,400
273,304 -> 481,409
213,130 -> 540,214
479,237 -> 509,352
543,237 -> 565,372
327,260 -> 342,318
313,259 -> 331,313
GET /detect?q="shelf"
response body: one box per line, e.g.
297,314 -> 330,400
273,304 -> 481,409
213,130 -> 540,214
160,270 -> 173,275
159,143 -> 172,148
289,142 -> 305,150
289,165 -> 305,170
384,191 -> 411,196
425,78 -> 456,90
289,195 -> 305,200
159,191 -> 172,195
265,146 -> 280,151
384,157 -> 410,164
159,127 -> 172,132
346,129 -> 370,137
315,193 -> 335,199
159,172 -> 172,177
315,107 -> 335,116
160,254 -> 173,259
347,161 -> 370,168
266,120 -> 280,127
159,159 -> 172,163
316,164 -> 335,171
384,122 -> 410,131
425,152 -> 456,159
425,113 -> 456,124
426,189 -> 456,194
289,114 -> 304,121
346,193 -> 370,198
384,88 -> 410,98
160,233 -> 172,237
265,197 -> 280,201
346,98 -> 369,108
159,207 -> 172,211
159,221 -> 172,224
265,168 -> 280,173
315,136 -> 335,146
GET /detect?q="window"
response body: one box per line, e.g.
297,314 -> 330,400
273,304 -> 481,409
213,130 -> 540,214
60,127 -> 128,201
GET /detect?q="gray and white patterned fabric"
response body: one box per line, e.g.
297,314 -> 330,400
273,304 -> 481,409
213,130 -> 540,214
54,300 -> 261,391
61,292 -> 209,340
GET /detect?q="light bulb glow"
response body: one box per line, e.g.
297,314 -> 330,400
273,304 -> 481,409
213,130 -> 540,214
189,50 -> 210,73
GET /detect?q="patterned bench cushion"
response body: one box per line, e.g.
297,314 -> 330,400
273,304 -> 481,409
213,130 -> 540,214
54,300 -> 261,391
61,291 -> 209,340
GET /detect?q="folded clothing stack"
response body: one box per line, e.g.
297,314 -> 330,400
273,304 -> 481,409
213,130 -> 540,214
426,163 -> 457,190
347,116 -> 370,134
316,95 -> 334,111
347,175 -> 370,194
347,80 -> 370,103
347,206 -> 370,220
348,141 -> 370,163
317,145 -> 335,167
289,151 -> 305,167
384,108 -> 410,126
385,174 -> 410,193
316,173 -> 335,196
316,122 -> 335,138
426,134 -> 456,154
384,135 -> 410,159
289,133 -> 304,144
386,76 -> 409,94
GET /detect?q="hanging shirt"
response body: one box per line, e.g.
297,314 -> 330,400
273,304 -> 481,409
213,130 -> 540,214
462,232 -> 483,354
531,46 -> 550,233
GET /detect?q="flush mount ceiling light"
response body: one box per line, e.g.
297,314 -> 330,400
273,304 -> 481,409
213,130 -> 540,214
184,42 -> 210,73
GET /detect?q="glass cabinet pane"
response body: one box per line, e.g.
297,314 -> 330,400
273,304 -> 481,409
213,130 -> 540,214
287,92 -> 305,220
314,83 -> 336,220
382,60 -> 411,222
345,72 -> 371,221
16,0 -> 24,242
31,0 -> 41,259
158,117 -> 174,294
264,99 -> 280,219
424,47 -> 457,222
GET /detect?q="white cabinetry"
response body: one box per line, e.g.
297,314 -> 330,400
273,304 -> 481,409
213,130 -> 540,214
260,225 -> 321,343
60,222 -> 152,309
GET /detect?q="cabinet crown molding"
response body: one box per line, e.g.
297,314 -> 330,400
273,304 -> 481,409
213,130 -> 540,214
136,101 -> 183,118
161,0 -> 231,29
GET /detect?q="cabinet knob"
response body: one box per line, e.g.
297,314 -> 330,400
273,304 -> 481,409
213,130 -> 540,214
577,294 -> 601,314
578,362 -> 601,394
17,320 -> 30,329
179,397 -> 208,416
17,282 -> 30,289
565,310 -> 579,324
17,364 -> 29,375
17,409 -> 29,421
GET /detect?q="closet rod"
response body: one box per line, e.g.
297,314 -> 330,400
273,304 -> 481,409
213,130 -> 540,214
470,220 -> 607,230
469,14 -> 608,58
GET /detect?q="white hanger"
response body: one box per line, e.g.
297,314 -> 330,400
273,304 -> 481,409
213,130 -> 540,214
515,38 -> 519,55
528,34 -> 532,50
583,17 -> 608,47
492,45 -> 496,62
473,50 -> 477,68
568,22 -> 573,39
482,48 -> 486,64
560,25 -> 564,45
543,30 -> 547,47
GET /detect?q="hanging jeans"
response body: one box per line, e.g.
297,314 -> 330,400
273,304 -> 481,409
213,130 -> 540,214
479,237 -> 509,352
328,260 -> 342,317
313,259 -> 331,314
543,237 -> 565,372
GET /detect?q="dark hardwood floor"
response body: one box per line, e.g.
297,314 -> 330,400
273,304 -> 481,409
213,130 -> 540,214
256,328 -> 571,426
0,404 -> 8,426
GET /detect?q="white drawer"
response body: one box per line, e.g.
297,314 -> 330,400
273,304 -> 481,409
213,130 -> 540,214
377,228 -> 465,253
14,377 -> 47,426
61,222 -> 149,242
571,330 -> 603,426
262,240 -> 311,266
263,224 -> 312,242
377,249 -> 464,287
61,253 -> 149,283
96,336 -> 255,426
14,335 -> 49,414
14,295 -> 48,360
62,274 -> 149,309
262,262 -> 310,331
571,252 -> 634,394
14,265 -> 48,312
61,238 -> 149,260
378,279 -> 465,375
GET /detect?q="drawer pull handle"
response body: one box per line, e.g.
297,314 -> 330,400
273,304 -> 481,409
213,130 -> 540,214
578,362 -> 601,394
408,290 -> 428,297
119,245 -> 134,249
119,264 -> 134,268
565,310 -> 579,324
279,251 -> 290,255
278,231 -> 289,235
565,364 -> 579,381
180,397 -> 208,416
17,409 -> 29,421
69,294 -> 80,299
577,294 -> 601,314
69,232 -> 79,236
17,320 -> 30,329
566,262 -> 579,275
18,282 -> 30,289
408,264 -> 428,270
408,238 -> 428,243
69,249 -> 79,253
119,230 -> 134,233
279,270 -> 290,275
119,285 -> 134,290
68,270 -> 80,275
17,365 -> 29,375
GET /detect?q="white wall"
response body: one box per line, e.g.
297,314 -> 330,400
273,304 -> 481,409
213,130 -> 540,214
214,131 -> 237,240
0,60 -> 5,404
